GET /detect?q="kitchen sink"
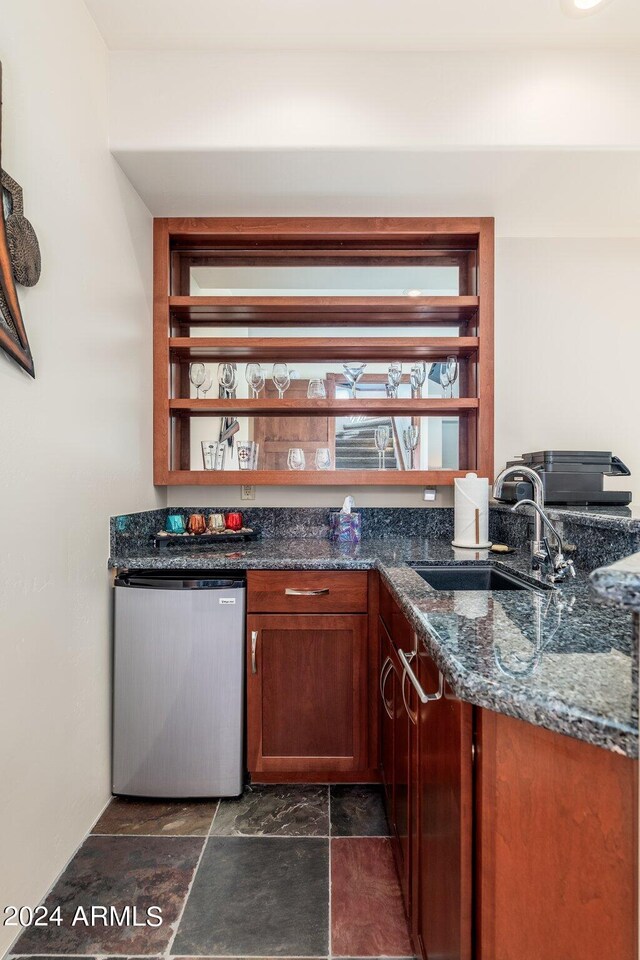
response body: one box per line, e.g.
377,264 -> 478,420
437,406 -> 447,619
408,564 -> 541,591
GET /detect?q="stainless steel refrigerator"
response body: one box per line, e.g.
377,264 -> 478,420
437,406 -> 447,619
112,570 -> 245,797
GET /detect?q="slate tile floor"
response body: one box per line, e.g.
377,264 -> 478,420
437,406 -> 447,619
11,785 -> 413,960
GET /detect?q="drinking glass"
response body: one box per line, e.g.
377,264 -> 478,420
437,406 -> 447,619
245,362 -> 265,399
440,356 -> 459,398
402,424 -> 420,470
237,440 -> 258,470
342,362 -> 366,399
315,447 -> 332,470
387,361 -> 403,399
410,361 -> 427,399
445,355 -> 459,398
307,379 -> 327,399
287,447 -> 306,471
375,425 -> 390,470
272,362 -> 291,400
201,370 -> 213,398
217,362 -> 237,393
189,362 -> 206,398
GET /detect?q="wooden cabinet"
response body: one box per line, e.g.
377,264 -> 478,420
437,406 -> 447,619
476,709 -> 638,960
412,645 -> 473,960
246,570 -> 376,782
153,217 -> 494,486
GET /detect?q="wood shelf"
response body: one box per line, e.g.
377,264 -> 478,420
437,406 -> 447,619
165,469 -> 470,487
153,217 -> 494,485
169,336 -> 479,362
168,295 -> 479,325
169,398 -> 479,417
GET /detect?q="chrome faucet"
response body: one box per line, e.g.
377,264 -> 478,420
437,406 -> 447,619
493,466 -> 575,582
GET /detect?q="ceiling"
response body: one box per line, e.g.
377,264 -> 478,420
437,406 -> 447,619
113,148 -> 640,235
84,0 -> 640,52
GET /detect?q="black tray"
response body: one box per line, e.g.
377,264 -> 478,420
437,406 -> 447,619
152,529 -> 260,551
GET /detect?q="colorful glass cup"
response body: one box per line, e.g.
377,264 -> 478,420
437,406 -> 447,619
187,513 -> 207,535
226,512 -> 243,531
166,514 -> 186,534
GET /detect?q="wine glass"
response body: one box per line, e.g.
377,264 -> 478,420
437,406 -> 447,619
245,362 -> 265,399
217,362 -> 237,394
307,379 -> 327,399
287,447 -> 306,471
445,356 -> 459,398
342,362 -> 366,399
189,362 -> 206,399
402,424 -> 420,470
201,369 -> 213,399
375,425 -> 390,470
410,361 -> 427,399
315,447 -> 332,470
440,356 -> 459,399
387,361 -> 403,399
272,362 -> 291,400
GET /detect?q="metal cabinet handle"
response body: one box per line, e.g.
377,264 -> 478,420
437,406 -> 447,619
398,648 -> 444,704
401,653 -> 418,726
285,587 -> 330,596
251,630 -> 258,674
379,656 -> 394,719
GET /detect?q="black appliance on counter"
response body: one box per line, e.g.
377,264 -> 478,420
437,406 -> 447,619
495,450 -> 632,506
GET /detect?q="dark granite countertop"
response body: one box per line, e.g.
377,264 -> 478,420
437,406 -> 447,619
110,538 -> 638,759
591,551 -> 640,613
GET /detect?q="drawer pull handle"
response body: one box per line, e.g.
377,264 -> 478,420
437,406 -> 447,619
285,587 -> 330,596
251,630 -> 258,674
399,648 -> 444,705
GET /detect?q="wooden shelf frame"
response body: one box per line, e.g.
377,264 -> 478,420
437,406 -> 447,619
169,398 -> 479,417
169,336 -> 479,362
153,217 -> 494,486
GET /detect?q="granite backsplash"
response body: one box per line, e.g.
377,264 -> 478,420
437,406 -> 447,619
111,504 -> 640,573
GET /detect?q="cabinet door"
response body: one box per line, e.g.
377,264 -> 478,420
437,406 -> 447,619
414,645 -> 473,960
477,710 -> 637,960
247,613 -> 368,775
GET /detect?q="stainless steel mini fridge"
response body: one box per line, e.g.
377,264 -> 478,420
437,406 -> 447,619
112,570 -> 246,798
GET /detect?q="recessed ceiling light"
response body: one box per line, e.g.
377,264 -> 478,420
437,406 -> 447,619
560,0 -> 615,16
405,289 -> 422,297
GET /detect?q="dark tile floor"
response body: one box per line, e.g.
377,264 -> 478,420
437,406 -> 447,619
11,785 -> 414,959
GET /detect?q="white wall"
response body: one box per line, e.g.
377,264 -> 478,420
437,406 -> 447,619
495,237 -> 640,499
109,50 -> 640,150
0,3 -> 162,953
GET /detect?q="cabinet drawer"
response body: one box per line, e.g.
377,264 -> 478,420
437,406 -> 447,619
248,570 -> 368,613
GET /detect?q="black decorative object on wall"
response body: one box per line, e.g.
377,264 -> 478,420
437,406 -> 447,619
0,62 -> 40,378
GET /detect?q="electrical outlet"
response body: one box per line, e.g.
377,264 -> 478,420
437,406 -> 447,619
241,484 -> 256,501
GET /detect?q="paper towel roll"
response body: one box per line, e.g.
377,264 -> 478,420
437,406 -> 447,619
452,472 -> 492,549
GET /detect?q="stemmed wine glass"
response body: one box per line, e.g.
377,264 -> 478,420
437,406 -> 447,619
410,361 -> 427,399
439,356 -> 459,398
272,362 -> 291,400
201,369 -> 213,399
375,425 -> 390,470
217,362 -> 237,394
402,424 -> 420,470
342,363 -> 366,399
189,362 -> 206,399
387,361 -> 403,399
245,362 -> 265,399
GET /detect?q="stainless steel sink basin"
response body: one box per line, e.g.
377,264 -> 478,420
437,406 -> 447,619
409,564 -> 541,591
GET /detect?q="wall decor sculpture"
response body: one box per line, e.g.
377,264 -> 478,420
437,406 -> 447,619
0,62 -> 40,378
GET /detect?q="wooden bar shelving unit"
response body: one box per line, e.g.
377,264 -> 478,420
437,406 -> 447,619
153,217 -> 494,486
